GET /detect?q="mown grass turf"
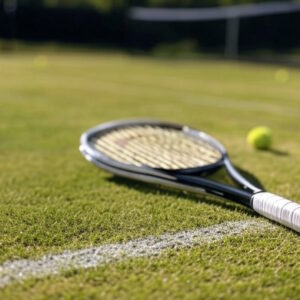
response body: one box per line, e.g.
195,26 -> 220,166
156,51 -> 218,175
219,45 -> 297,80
0,45 -> 299,299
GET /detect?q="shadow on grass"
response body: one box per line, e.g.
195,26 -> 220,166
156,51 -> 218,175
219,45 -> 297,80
107,166 -> 265,218
234,167 -> 265,190
269,149 -> 289,156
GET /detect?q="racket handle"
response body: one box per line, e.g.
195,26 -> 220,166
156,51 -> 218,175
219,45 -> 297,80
251,192 -> 300,233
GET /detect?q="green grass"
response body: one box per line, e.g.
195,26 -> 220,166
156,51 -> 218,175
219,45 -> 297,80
0,45 -> 299,299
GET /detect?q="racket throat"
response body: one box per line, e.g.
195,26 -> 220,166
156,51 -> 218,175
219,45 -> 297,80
175,174 -> 253,207
223,158 -> 261,193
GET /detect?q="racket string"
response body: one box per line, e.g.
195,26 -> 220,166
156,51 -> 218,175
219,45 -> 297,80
95,135 -> 183,169
100,127 -> 187,169
100,128 -> 202,168
92,125 -> 222,170
116,126 -> 220,164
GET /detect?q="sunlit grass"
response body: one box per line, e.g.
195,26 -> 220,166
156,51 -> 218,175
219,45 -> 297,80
0,45 -> 299,299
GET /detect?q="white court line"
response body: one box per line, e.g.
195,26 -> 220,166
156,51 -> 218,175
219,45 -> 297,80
0,220 -> 273,288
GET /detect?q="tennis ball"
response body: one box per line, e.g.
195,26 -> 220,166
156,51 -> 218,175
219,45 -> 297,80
33,55 -> 48,69
247,127 -> 272,150
275,69 -> 289,83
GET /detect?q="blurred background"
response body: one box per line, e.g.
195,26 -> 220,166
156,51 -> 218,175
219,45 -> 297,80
1,3 -> 300,300
1,0 -> 300,62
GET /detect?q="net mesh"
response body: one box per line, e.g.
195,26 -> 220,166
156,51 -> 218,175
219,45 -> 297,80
91,126 -> 222,170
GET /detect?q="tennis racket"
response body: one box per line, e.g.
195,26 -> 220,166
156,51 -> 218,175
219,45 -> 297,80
80,119 -> 300,233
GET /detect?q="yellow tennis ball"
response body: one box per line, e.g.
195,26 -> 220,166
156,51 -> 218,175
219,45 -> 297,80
33,55 -> 48,69
275,69 -> 289,83
247,127 -> 272,150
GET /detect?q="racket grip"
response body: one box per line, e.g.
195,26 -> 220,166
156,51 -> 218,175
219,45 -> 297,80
251,192 -> 300,233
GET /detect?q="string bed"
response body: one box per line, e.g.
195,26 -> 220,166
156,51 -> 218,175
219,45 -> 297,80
92,126 -> 222,170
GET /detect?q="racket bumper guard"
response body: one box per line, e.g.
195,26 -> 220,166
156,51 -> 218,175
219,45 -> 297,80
251,192 -> 300,233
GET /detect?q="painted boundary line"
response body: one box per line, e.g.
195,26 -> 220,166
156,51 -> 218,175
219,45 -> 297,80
0,220 -> 272,288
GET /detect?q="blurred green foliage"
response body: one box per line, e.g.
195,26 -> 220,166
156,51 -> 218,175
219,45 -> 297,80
18,0 -> 291,11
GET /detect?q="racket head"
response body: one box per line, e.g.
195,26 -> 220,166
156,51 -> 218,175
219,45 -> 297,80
80,119 -> 227,176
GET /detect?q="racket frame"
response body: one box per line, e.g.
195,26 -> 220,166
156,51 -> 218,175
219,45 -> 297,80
80,119 -> 300,233
80,119 -> 262,207
80,119 -> 226,175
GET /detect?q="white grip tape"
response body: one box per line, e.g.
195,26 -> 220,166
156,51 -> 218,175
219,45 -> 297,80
252,192 -> 300,232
